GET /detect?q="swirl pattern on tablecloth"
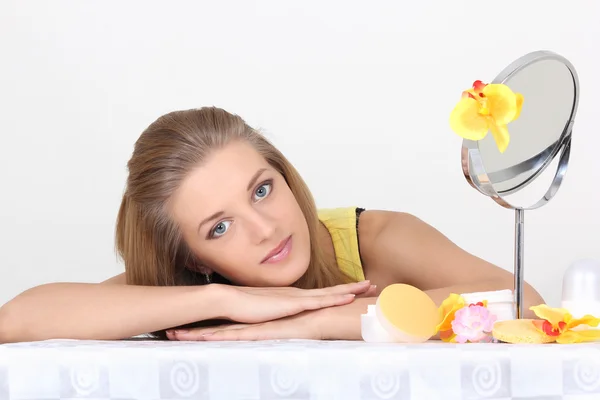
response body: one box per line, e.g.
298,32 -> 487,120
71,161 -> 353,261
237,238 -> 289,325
370,370 -> 401,399
471,360 -> 502,397
270,365 -> 300,396
70,364 -> 100,396
573,356 -> 600,392
169,361 -> 200,397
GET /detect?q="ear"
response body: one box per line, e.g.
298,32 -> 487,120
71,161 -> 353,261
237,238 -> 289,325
197,265 -> 214,276
185,258 -> 214,276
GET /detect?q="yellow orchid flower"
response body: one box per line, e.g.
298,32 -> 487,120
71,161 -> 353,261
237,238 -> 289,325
436,293 -> 466,342
449,80 -> 524,153
530,304 -> 600,344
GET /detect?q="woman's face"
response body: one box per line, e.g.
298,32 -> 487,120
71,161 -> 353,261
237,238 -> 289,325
169,140 -> 311,287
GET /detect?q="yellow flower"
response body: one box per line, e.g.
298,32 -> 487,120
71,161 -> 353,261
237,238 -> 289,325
436,293 -> 466,342
530,304 -> 600,344
449,80 -> 524,153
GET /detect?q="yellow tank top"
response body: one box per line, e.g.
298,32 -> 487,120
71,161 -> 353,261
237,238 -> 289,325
317,207 -> 366,282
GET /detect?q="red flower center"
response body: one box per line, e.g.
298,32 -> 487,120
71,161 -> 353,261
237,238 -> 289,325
542,320 -> 566,337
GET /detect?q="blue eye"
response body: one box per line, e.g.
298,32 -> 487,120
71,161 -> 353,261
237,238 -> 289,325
253,181 -> 272,201
211,220 -> 231,238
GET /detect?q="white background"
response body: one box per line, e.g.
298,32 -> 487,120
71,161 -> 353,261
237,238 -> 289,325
1,0 -> 598,308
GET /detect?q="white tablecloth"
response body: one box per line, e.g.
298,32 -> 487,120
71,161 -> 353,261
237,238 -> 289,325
1,339 -> 599,400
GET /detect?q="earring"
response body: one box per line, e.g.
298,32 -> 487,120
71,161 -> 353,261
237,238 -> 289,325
197,265 -> 213,285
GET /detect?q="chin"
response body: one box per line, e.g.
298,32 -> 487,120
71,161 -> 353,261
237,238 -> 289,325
261,257 -> 310,287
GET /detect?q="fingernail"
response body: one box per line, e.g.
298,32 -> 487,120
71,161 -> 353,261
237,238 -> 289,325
370,285 -> 377,290
201,333 -> 213,337
174,329 -> 188,334
345,294 -> 356,298
360,280 -> 370,284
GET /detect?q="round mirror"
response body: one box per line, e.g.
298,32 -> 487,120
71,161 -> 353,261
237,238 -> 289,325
454,50 -> 579,319
460,50 -> 578,210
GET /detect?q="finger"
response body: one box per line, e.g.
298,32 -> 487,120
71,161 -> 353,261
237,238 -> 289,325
243,281 -> 371,297
236,286 -> 301,297
202,326 -> 268,341
294,293 -> 356,313
346,281 -> 373,294
309,280 -> 371,296
167,324 -> 250,341
166,330 -> 178,341
356,285 -> 378,298
239,282 -> 371,298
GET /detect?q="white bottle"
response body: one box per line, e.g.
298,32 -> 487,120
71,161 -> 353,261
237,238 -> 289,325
561,259 -> 600,329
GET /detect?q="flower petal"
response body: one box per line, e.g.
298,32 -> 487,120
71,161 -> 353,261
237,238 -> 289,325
436,294 -> 465,332
513,93 -> 524,121
556,329 -> 600,344
489,123 -> 510,153
440,329 -> 457,342
472,80 -> 487,92
438,293 -> 464,315
449,98 -> 489,140
530,304 -> 569,326
483,84 -> 518,125
462,90 -> 476,100
566,314 -> 600,330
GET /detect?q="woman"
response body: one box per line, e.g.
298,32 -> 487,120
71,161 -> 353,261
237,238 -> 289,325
0,107 -> 544,343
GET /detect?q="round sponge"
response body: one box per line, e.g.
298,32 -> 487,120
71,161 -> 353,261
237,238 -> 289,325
492,319 -> 555,344
375,283 -> 439,343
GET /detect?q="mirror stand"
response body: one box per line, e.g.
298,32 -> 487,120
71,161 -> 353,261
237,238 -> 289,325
514,208 -> 524,319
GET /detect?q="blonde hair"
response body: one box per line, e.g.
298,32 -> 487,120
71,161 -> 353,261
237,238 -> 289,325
116,107 -> 353,293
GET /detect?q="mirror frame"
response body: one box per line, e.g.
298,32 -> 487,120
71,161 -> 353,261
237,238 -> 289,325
460,50 -> 579,210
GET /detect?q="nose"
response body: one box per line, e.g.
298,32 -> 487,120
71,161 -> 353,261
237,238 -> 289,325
246,209 -> 276,244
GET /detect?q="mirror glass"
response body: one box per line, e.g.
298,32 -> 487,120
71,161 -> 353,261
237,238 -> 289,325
479,59 -> 575,197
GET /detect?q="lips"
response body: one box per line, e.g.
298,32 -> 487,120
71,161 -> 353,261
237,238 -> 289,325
261,235 -> 292,264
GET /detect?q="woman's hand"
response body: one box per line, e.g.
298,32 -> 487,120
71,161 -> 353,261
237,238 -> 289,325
167,310 -> 325,341
234,281 -> 376,299
214,280 -> 375,324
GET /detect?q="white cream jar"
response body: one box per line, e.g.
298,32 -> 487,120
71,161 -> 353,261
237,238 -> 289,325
460,289 -> 516,323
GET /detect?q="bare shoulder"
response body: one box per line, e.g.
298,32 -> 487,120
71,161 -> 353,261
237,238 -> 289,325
101,273 -> 127,285
357,210 -> 424,282
357,209 -> 514,290
357,210 -> 422,246
358,209 -> 457,266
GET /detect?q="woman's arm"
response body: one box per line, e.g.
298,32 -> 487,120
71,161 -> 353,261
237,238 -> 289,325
0,277 -> 370,344
0,282 -> 222,343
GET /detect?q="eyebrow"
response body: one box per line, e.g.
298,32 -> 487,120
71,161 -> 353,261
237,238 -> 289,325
246,168 -> 267,191
197,168 -> 268,234
197,211 -> 225,234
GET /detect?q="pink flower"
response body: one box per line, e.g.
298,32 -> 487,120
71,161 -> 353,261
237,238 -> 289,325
451,305 -> 497,343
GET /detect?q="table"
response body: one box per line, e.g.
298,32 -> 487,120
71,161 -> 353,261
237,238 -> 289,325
1,339 -> 599,399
